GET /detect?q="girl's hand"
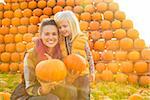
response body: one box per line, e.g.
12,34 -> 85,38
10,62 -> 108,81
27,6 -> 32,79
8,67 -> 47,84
66,70 -> 80,84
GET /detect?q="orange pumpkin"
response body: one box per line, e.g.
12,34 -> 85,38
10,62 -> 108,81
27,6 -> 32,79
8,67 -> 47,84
66,0 -> 74,6
36,59 -> 67,82
107,62 -> 119,74
43,7 -> 53,16
11,17 -> 20,26
4,10 -> 13,19
141,48 -> 150,60
134,61 -> 148,73
94,39 -> 105,51
20,17 -> 29,25
28,0 -> 37,10
2,18 -> 11,27
15,34 -> 23,43
47,0 -> 56,7
29,16 -> 39,25
102,50 -> 114,61
101,20 -> 111,30
127,50 -> 140,61
128,74 -> 138,84
33,8 -> 43,17
114,29 -> 126,39
11,52 -> 20,62
80,12 -> 91,21
57,0 -> 65,7
102,30 -> 113,40
115,73 -> 128,83
134,39 -> 145,50
0,92 -> 11,100
23,9 -> 32,17
120,38 -> 133,50
23,33 -> 33,42
139,76 -> 150,86
73,6 -> 84,14
39,15 -> 49,22
11,3 -> 19,11
127,28 -> 139,39
9,63 -> 19,72
84,4 -> 95,13
90,31 -> 101,41
64,54 -> 87,73
95,62 -> 106,73
128,94 -> 143,100
28,25 -> 38,33
16,42 -> 26,52
120,61 -> 133,73
37,0 -> 47,9
122,19 -> 133,30
111,20 -> 121,30
0,27 -> 9,35
18,25 -> 28,34
4,34 -> 14,43
105,40 -> 119,50
9,26 -> 18,34
91,12 -> 102,21
114,11 -> 126,21
101,70 -> 113,81
1,52 -> 11,62
108,2 -> 119,11
79,20 -> 89,31
53,6 -> 63,14
14,9 -> 22,18
20,2 -> 28,10
5,43 -> 16,53
115,50 -> 127,60
104,11 -> 113,21
96,2 -> 108,12
89,21 -> 100,31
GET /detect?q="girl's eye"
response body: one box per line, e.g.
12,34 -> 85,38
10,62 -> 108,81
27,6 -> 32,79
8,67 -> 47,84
52,32 -> 57,36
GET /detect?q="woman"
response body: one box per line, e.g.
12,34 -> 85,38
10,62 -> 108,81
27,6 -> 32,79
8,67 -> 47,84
11,18 -> 77,100
54,11 -> 95,100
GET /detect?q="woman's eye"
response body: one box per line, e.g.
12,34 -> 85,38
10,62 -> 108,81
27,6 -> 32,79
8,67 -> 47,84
52,32 -> 57,36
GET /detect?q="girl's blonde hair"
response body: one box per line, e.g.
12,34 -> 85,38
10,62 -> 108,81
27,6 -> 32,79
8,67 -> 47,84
54,11 -> 82,41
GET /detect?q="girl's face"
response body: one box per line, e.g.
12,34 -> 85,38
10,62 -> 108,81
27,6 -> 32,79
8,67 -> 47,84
58,20 -> 72,37
41,25 -> 58,48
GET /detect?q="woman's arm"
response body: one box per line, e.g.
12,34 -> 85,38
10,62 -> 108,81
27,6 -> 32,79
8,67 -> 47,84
24,53 -> 40,96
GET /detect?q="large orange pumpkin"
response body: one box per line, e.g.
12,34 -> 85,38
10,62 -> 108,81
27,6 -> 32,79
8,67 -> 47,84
64,54 -> 87,73
141,48 -> 150,60
134,39 -> 145,50
115,50 -> 127,60
36,59 -> 67,82
0,92 -> 11,100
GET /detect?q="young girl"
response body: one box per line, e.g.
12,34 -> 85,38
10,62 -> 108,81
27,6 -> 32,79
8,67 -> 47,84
54,11 -> 95,100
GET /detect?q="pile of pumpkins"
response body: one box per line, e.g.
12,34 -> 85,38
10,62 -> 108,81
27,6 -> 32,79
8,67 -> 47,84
0,0 -> 149,86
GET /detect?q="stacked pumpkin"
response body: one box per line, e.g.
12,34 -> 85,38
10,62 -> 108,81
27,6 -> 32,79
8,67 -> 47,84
0,0 -> 149,86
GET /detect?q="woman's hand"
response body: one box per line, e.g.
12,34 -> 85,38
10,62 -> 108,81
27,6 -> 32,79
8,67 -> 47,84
66,70 -> 80,84
38,80 -> 58,95
44,53 -> 52,59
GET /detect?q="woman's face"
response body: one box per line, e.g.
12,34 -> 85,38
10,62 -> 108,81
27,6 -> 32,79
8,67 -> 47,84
58,20 -> 71,37
41,25 -> 58,48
